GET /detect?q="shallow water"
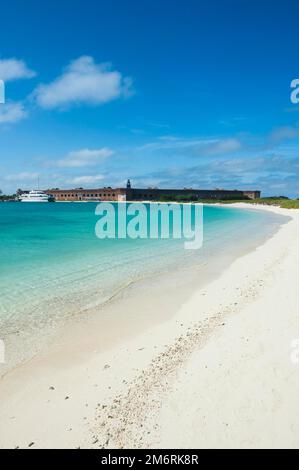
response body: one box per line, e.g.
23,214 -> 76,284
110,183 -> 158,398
0,202 -> 288,372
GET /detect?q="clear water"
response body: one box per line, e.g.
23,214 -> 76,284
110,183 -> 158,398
0,202 -> 287,371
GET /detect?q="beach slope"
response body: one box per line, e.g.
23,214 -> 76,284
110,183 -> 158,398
0,205 -> 299,449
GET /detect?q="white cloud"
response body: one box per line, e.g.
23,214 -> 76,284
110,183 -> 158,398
137,137 -> 216,152
57,147 -> 114,168
4,172 -> 39,182
0,58 -> 36,81
202,138 -> 242,156
0,101 -> 28,124
268,125 -> 299,145
68,174 -> 105,185
137,136 -> 242,156
33,56 -> 133,109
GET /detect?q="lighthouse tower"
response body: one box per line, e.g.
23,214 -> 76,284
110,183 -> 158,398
126,179 -> 131,189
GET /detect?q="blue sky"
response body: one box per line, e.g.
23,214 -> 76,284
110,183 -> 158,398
1,0 -> 299,196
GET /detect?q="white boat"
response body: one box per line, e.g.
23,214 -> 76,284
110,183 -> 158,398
20,190 -> 54,203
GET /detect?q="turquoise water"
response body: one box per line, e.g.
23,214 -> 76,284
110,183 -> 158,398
0,202 -> 287,370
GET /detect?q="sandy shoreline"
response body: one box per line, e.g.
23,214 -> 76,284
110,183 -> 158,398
0,204 -> 299,449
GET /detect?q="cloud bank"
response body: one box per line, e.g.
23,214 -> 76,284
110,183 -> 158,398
57,147 -> 114,168
68,174 -> 105,185
4,172 -> 39,182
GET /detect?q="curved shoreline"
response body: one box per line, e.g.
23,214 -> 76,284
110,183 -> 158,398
0,204 -> 297,448
0,204 -> 284,379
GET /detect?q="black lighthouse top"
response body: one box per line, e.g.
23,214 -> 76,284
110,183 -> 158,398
126,179 -> 131,189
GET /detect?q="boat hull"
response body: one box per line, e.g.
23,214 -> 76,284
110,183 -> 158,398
20,199 -> 50,202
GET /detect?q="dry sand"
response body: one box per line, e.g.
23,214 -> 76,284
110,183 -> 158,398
0,204 -> 299,449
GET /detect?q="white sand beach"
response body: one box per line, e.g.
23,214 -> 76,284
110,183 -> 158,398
0,204 -> 299,449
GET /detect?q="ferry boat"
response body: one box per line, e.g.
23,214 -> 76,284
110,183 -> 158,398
20,190 -> 55,202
